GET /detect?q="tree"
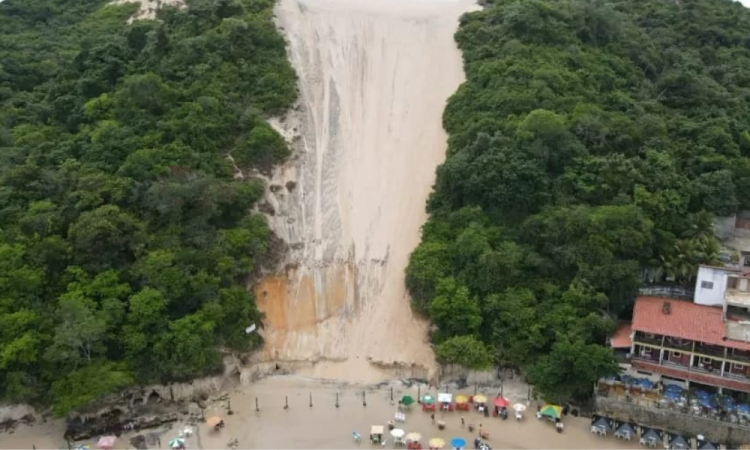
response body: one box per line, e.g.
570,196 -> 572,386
435,335 -> 493,369
526,339 -> 618,401
49,362 -> 134,417
428,278 -> 482,341
406,242 -> 450,312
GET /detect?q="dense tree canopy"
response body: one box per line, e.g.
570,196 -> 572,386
0,0 -> 296,414
408,0 -> 750,401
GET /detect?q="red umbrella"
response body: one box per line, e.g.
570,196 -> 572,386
493,396 -> 509,408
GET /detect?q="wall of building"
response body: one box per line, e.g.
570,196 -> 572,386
715,215 -> 737,240
596,396 -> 750,445
695,266 -> 729,306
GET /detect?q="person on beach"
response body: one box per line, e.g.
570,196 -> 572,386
461,416 -> 465,427
431,413 -> 435,424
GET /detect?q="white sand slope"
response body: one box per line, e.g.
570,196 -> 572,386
256,0 -> 478,382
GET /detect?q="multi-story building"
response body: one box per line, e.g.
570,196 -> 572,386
628,296 -> 750,393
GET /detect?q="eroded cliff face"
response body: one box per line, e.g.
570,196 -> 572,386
254,0 -> 479,382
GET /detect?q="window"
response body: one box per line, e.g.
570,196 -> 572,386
733,363 -> 745,372
640,347 -> 652,357
701,281 -> 714,289
701,357 -> 712,364
671,351 -> 682,359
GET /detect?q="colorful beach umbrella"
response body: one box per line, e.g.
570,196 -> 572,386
401,394 -> 415,406
429,437 -> 446,449
421,394 -> 435,405
473,394 -> 487,404
493,396 -> 509,408
206,415 -> 223,427
97,436 -> 116,450
513,403 -> 527,412
169,437 -> 185,449
450,437 -> 466,449
74,445 -> 90,450
406,432 -> 422,442
540,404 -> 562,419
391,428 -> 405,438
454,395 -> 468,404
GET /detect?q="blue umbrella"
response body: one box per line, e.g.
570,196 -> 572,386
450,438 -> 467,449
699,397 -> 713,409
638,379 -> 655,389
664,390 -> 682,401
737,403 -> 750,415
665,384 -> 683,393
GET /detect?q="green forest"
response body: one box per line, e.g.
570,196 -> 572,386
0,0 -> 296,415
408,0 -> 750,401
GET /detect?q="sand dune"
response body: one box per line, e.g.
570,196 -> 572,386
257,0 -> 478,382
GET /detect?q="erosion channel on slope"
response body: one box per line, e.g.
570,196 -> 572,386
255,0 -> 478,383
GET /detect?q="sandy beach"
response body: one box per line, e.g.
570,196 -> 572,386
1,376 -> 643,450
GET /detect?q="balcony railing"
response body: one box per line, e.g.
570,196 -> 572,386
638,285 -> 695,301
726,289 -> 750,308
633,334 -> 662,346
694,345 -> 726,359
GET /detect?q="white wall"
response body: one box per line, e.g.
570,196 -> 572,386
694,266 -> 728,306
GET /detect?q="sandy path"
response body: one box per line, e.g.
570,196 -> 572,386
256,0 -> 478,383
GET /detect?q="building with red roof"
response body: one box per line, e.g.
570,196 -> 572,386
625,296 -> 750,393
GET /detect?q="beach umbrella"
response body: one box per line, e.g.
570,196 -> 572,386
438,393 -> 452,403
206,415 -> 223,427
513,403 -> 527,412
169,438 -> 185,449
429,438 -> 446,449
421,395 -> 435,405
492,397 -> 508,408
406,432 -> 422,442
454,395 -> 468,404
391,429 -> 406,438
401,395 -> 415,406
473,394 -> 487,404
97,436 -> 116,450
74,446 -> 90,450
450,437 -> 467,449
540,404 -> 562,419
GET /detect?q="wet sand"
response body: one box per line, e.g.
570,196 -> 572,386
1,377 -> 642,449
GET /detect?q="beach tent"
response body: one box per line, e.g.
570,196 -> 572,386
454,395 -> 468,404
639,428 -> 664,447
539,404 -> 562,419
615,422 -> 636,440
401,395 -> 415,406
371,425 -> 384,444
590,416 -> 611,435
668,433 -> 689,450
450,437 -> 466,449
438,393 -> 453,403
169,438 -> 185,449
492,397 -> 508,408
421,395 -> 435,405
97,436 -> 116,450
697,439 -> 719,450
